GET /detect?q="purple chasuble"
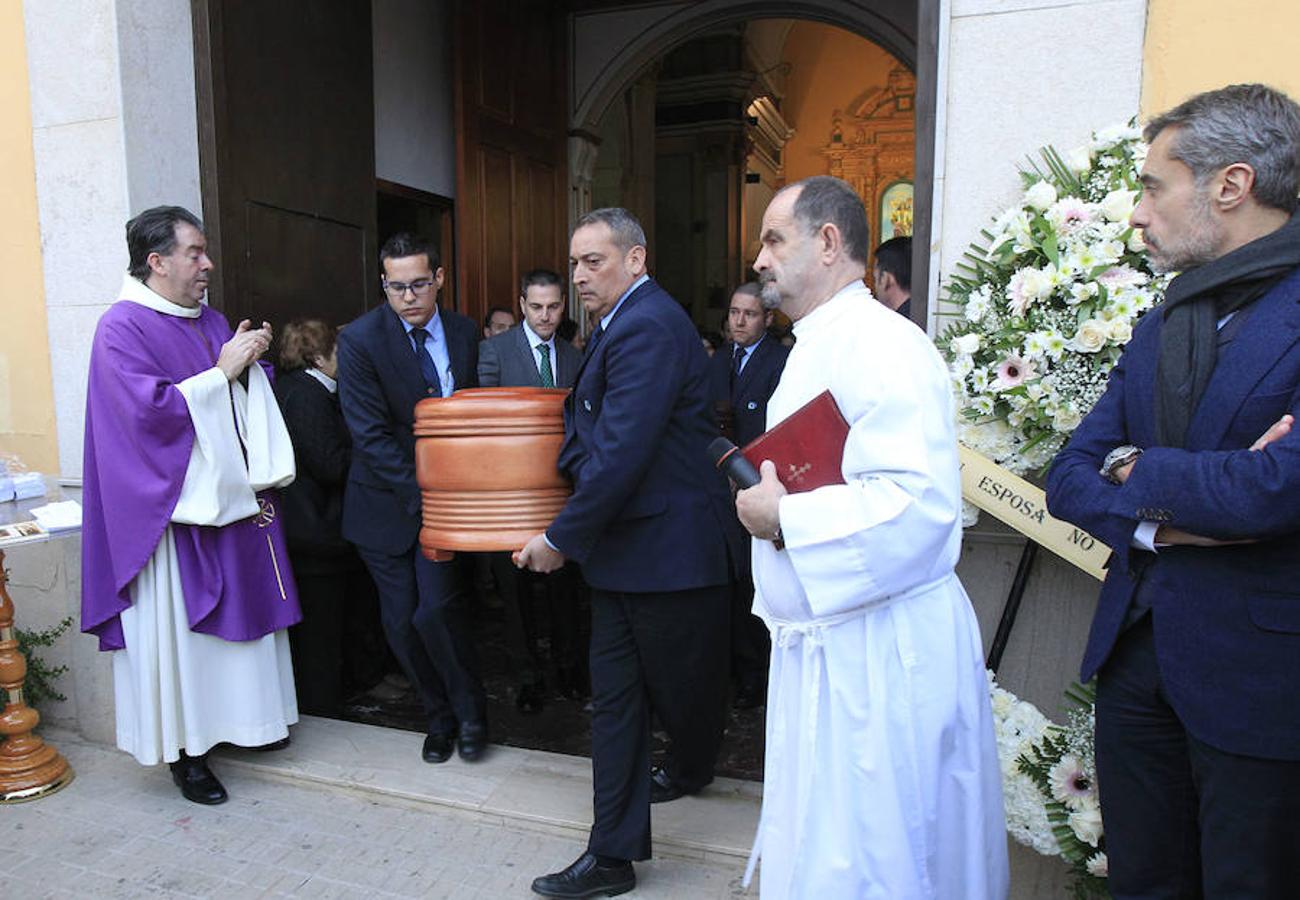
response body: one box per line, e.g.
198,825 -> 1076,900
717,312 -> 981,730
81,298 -> 302,651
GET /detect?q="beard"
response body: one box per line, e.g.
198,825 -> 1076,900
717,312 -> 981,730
759,278 -> 782,310
1145,192 -> 1224,273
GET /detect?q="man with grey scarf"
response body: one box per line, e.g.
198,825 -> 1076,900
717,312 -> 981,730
1047,83 -> 1300,899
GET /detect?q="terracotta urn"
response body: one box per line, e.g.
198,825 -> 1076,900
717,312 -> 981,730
414,387 -> 571,560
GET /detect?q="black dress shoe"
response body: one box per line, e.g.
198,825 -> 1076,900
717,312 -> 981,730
458,722 -> 489,762
649,765 -> 687,803
169,754 -> 228,805
422,731 -> 455,764
531,851 -> 635,898
248,735 -> 291,752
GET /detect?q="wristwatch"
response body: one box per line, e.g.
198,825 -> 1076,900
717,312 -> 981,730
1100,445 -> 1143,484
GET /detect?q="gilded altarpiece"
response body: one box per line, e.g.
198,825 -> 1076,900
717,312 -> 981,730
820,66 -> 916,271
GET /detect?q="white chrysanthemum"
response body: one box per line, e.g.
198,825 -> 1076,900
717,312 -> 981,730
1086,852 -> 1109,878
950,355 -> 974,379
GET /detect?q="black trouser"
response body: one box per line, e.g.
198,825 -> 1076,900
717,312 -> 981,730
728,570 -> 769,691
1096,614 -> 1300,899
489,553 -> 589,687
288,561 -> 385,717
586,585 -> 729,861
356,544 -> 485,735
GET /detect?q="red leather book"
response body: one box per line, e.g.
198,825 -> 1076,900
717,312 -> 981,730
741,389 -> 849,493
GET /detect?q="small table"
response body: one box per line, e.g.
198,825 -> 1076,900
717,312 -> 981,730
0,485 -> 76,802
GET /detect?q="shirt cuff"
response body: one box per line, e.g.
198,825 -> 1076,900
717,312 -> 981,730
542,532 -> 559,553
1131,520 -> 1160,552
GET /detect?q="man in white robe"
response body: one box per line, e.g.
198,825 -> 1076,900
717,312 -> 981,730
735,177 -> 1008,898
81,206 -> 300,805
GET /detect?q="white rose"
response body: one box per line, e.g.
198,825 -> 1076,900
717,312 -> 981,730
1069,806 -> 1104,847
950,333 -> 981,356
1065,145 -> 1092,175
1024,180 -> 1058,212
1106,318 -> 1133,343
1053,406 -> 1082,432
1127,228 -> 1146,253
1099,189 -> 1138,223
1072,319 -> 1108,353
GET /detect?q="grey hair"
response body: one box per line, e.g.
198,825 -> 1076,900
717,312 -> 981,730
575,207 -> 647,254
777,176 -> 871,264
1145,83 -> 1300,212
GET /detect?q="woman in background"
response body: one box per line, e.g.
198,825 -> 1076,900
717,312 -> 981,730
276,320 -> 387,716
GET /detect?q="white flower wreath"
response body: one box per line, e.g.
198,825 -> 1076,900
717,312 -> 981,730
940,121 -> 1171,477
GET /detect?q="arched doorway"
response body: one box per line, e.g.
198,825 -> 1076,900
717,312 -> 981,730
568,0 -> 937,326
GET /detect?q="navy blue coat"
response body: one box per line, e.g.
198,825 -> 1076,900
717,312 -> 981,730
337,303 -> 479,555
1046,266 -> 1300,761
546,278 -> 733,593
706,335 -> 789,448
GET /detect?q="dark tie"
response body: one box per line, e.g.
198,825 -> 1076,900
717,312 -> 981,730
733,344 -> 745,376
536,343 -> 555,388
409,327 -> 442,397
584,323 -> 604,359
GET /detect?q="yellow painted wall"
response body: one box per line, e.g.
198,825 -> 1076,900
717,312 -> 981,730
780,22 -> 909,183
0,1 -> 59,473
1143,0 -> 1300,114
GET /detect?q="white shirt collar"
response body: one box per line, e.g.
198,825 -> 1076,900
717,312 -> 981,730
304,367 -> 338,393
521,319 -> 553,350
118,273 -> 203,318
600,273 -> 650,332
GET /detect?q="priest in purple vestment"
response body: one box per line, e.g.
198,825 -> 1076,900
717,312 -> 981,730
81,205 -> 302,805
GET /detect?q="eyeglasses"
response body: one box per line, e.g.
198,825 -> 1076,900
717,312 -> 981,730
384,278 -> 436,297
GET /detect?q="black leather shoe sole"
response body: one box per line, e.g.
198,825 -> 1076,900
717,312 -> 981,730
530,870 -> 635,897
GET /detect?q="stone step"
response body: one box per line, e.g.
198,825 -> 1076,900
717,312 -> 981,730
214,715 -> 763,866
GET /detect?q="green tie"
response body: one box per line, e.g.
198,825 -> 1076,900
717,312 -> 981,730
536,342 -> 555,388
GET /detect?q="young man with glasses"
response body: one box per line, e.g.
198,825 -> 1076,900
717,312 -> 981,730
337,233 -> 489,764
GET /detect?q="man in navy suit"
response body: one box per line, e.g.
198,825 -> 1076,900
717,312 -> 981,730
479,268 -> 585,712
872,235 -> 912,320
337,232 -> 488,765
518,208 -> 733,898
707,282 -> 788,708
1046,84 -> 1300,898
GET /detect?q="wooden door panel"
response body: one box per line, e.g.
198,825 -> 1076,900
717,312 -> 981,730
194,0 -> 377,332
454,0 -> 566,327
245,202 -> 368,327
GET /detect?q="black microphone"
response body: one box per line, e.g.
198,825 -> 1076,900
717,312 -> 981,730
708,437 -> 761,489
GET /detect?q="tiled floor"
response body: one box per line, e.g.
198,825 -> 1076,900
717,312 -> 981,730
2,720 -> 758,898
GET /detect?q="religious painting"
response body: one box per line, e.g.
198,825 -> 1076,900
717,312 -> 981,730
880,181 -> 914,241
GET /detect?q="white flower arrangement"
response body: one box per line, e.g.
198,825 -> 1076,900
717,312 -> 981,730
941,122 -> 1171,476
989,673 -> 1108,896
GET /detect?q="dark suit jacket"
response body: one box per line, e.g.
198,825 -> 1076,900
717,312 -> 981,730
337,303 -> 479,555
478,325 -> 582,389
706,336 -> 790,448
274,369 -> 354,570
545,278 -> 733,593
1046,266 -> 1300,760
